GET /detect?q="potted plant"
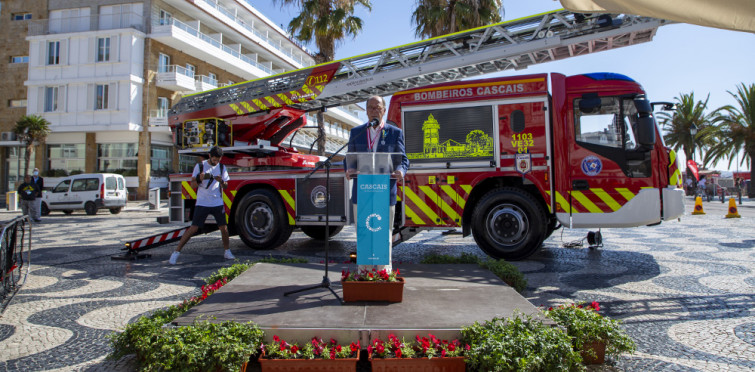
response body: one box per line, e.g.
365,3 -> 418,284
340,268 -> 404,302
258,336 -> 360,371
368,333 -> 468,371
544,302 -> 636,364
461,313 -> 583,371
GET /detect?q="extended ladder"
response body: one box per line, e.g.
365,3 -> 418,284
169,9 -> 667,119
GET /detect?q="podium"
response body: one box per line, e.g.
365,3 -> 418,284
345,152 -> 402,266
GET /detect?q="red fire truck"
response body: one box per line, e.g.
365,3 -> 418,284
124,10 -> 684,260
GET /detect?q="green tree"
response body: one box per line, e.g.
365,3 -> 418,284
466,129 -> 489,154
412,0 -> 503,38
657,92 -> 716,168
706,83 -> 755,197
13,114 -> 52,177
273,0 -> 371,155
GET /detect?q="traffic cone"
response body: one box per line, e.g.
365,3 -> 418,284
692,196 -> 705,215
725,197 -> 741,218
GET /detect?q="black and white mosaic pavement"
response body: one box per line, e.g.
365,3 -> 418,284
0,197 -> 753,371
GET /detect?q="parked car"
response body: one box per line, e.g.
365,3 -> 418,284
41,173 -> 128,215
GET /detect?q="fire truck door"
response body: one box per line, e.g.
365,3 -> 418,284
433,174 -> 463,227
564,95 -> 659,227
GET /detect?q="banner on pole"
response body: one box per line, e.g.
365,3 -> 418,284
687,160 -> 699,181
356,174 -> 390,265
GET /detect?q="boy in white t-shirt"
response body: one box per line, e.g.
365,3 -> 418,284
169,146 -> 235,264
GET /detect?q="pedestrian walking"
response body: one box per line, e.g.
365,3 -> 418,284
32,168 -> 44,222
17,174 -> 40,221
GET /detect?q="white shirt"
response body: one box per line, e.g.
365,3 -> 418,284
192,160 -> 230,207
367,120 -> 384,152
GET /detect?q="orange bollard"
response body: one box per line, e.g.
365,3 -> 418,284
725,197 -> 741,218
692,196 -> 705,215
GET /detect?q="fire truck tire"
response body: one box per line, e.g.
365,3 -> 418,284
300,226 -> 344,240
235,189 -> 293,249
471,188 -> 546,261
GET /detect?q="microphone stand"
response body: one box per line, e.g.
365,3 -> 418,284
284,140 -> 350,304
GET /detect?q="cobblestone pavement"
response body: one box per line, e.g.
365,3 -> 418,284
0,196 -> 753,371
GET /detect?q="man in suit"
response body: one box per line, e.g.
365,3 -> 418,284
346,95 -> 409,272
32,168 -> 44,222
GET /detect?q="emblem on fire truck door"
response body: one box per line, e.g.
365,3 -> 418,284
311,185 -> 328,208
516,153 -> 531,175
581,155 -> 603,176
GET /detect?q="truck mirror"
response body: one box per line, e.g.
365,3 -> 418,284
579,93 -> 601,114
633,98 -> 652,114
636,115 -> 656,148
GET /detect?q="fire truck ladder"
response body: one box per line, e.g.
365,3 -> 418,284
170,9 -> 668,118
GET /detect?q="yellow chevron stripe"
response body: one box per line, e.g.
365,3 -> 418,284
616,188 -> 636,201
404,187 -> 440,225
460,185 -> 472,195
404,204 -> 425,224
301,85 -> 312,94
670,169 -> 681,187
441,185 -> 465,209
570,191 -> 603,213
240,101 -> 255,113
279,190 -> 295,225
420,185 -> 461,224
229,103 -> 244,115
554,191 -> 570,213
265,96 -> 282,107
182,181 -> 196,200
669,149 -> 677,165
590,188 -> 622,212
252,99 -> 268,110
223,191 -> 232,210
545,191 -> 553,213
277,93 -> 294,105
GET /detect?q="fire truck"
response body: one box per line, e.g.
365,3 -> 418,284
123,9 -> 684,260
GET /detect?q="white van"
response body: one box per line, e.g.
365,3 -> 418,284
41,173 -> 128,215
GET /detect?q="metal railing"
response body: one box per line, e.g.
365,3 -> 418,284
158,64 -> 195,78
1,215 -> 31,311
28,12 -> 145,36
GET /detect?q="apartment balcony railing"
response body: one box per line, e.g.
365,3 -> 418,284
28,13 -> 145,36
195,75 -> 219,92
155,17 -> 273,75
156,64 -> 196,91
197,0 -> 312,67
149,109 -> 169,126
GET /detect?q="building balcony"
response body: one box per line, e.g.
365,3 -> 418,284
195,75 -> 218,92
28,12 -> 145,36
150,18 -> 271,81
156,65 -> 196,92
149,109 -> 169,126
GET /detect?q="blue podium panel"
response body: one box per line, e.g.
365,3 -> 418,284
356,174 -> 391,266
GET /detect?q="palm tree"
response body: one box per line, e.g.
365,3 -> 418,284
412,0 -> 503,38
657,92 -> 716,169
13,114 -> 52,177
273,0 -> 371,155
706,83 -> 755,197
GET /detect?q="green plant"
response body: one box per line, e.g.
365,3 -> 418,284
544,302 -> 636,359
341,268 -> 401,282
461,314 -> 583,371
420,253 -> 528,293
262,336 -> 359,360
44,168 -> 68,177
203,261 -> 253,285
368,333 -> 468,359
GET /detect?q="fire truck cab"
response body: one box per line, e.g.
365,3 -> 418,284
386,72 -> 684,259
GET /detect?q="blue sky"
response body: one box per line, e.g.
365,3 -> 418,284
252,0 -> 754,171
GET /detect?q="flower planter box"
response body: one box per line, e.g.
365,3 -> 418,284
258,357 -> 358,371
341,278 -> 405,302
371,356 -> 466,372
580,340 -> 606,365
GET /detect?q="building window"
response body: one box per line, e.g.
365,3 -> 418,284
10,56 -> 29,63
186,64 -> 195,78
179,154 -> 199,173
159,9 -> 172,25
9,99 -> 27,108
208,72 -> 217,83
151,145 -> 174,176
47,41 -> 60,65
5,147 -> 36,192
95,84 -> 109,110
45,87 -> 59,112
157,97 -> 169,117
97,143 -> 138,173
12,13 -> 32,21
48,144 -> 85,175
97,37 -> 110,62
158,53 -> 170,73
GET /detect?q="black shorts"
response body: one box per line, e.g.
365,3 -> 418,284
192,205 -> 227,227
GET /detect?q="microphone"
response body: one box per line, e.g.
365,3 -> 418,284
369,118 -> 380,127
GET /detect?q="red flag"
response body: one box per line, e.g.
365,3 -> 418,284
687,160 -> 699,181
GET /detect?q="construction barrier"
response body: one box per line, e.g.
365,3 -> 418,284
692,196 -> 705,215
725,197 -> 741,218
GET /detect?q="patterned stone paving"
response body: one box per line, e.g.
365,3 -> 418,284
0,197 -> 753,371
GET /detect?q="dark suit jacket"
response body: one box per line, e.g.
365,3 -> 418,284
32,176 -> 44,198
346,121 -> 409,205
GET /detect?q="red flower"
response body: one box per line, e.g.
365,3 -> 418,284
291,345 -> 299,354
350,342 -> 360,353
590,301 -> 601,311
329,349 -> 335,359
441,349 -> 447,358
273,335 -> 280,342
395,349 -> 402,358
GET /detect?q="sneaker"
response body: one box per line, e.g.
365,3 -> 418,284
223,250 -> 235,260
169,251 -> 180,265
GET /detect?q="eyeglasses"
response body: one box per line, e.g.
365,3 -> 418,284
366,105 -> 384,110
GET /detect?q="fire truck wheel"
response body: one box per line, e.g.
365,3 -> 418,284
471,188 -> 546,261
235,189 -> 293,249
300,226 -> 344,240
